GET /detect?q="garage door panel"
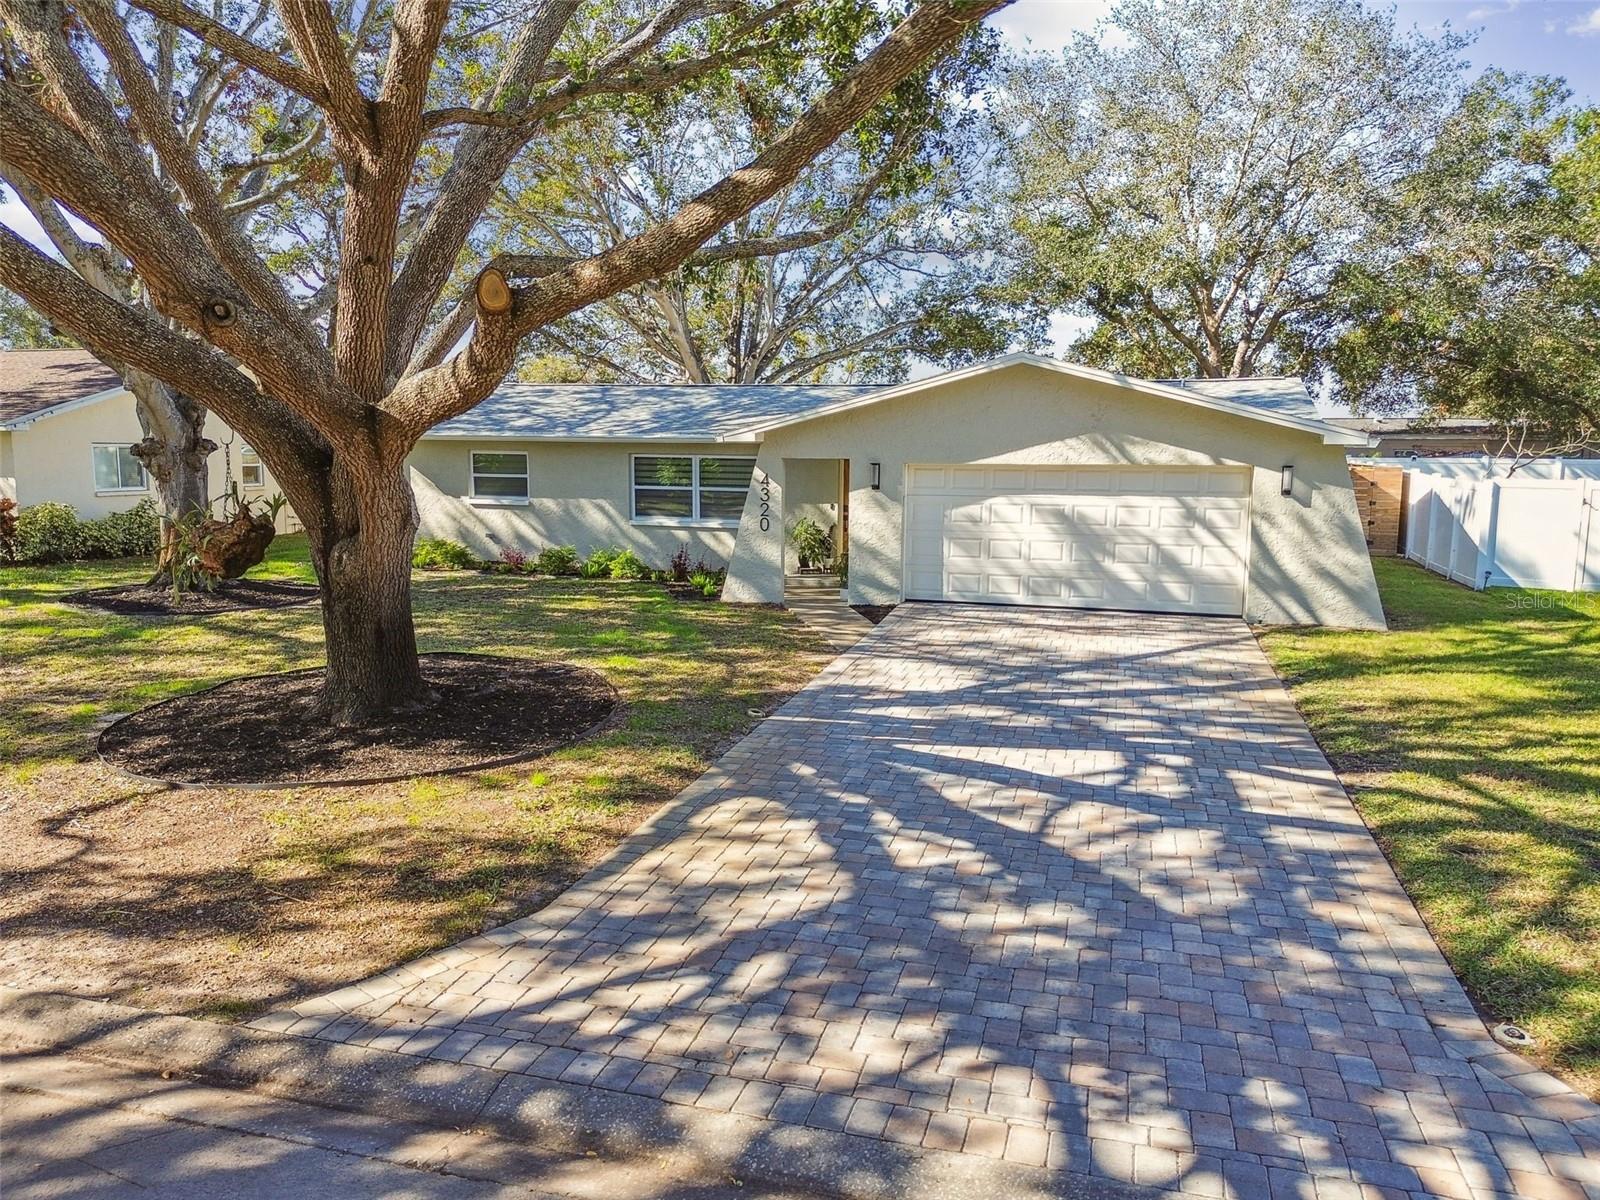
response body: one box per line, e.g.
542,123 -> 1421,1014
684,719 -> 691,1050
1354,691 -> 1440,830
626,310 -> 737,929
904,465 -> 1249,616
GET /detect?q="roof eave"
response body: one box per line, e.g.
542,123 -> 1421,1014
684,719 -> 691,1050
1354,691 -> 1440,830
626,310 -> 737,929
0,383 -> 127,431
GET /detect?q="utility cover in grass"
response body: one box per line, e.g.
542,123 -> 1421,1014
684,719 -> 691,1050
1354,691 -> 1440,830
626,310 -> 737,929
99,653 -> 618,787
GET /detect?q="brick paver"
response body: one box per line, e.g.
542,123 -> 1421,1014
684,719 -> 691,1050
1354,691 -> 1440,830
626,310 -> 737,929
256,605 -> 1600,1198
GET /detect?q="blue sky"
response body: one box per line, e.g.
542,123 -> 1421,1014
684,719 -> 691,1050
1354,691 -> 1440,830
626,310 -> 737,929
992,1 -> 1598,104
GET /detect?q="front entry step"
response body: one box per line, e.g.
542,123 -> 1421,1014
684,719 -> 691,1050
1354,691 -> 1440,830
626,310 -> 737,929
785,573 -> 841,591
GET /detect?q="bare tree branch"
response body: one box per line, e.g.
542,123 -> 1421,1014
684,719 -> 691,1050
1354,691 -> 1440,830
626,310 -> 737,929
124,0 -> 326,104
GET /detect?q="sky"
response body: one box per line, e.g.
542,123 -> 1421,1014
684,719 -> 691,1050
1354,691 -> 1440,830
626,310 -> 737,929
991,0 -> 1599,104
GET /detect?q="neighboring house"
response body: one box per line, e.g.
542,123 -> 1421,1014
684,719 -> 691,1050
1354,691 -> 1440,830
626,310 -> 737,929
412,354 -> 1385,628
1329,416 -> 1599,459
0,348 -> 297,528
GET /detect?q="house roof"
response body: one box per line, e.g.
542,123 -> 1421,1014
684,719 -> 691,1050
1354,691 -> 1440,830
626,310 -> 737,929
429,382 -> 880,442
426,355 -> 1369,446
0,349 -> 122,428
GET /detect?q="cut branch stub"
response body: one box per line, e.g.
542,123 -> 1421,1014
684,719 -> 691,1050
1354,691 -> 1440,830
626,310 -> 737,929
204,298 -> 237,326
475,266 -> 514,317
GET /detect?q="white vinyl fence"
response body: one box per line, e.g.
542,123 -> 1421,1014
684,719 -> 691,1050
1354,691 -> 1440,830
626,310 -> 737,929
1404,469 -> 1600,592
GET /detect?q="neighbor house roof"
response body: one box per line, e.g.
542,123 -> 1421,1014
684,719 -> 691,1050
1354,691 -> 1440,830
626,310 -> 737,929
0,348 -> 123,428
425,355 -> 1371,447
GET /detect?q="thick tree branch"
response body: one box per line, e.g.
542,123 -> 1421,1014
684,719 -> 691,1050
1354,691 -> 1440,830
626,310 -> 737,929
276,0 -> 375,149
384,0 -> 1010,435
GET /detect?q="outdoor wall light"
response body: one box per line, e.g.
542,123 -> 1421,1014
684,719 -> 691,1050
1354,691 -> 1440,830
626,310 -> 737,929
870,461 -> 882,490
1280,464 -> 1294,496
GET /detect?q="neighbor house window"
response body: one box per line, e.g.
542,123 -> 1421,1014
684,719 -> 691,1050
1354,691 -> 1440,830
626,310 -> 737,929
631,454 -> 755,524
470,450 -> 530,502
240,445 -> 264,488
92,443 -> 145,492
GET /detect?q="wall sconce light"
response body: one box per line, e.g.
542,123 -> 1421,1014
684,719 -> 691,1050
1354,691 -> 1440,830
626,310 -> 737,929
870,461 -> 882,490
1280,464 -> 1294,496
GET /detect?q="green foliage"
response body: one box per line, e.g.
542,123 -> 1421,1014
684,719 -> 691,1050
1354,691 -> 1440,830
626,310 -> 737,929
608,549 -> 652,581
837,550 -> 848,590
532,545 -> 580,576
688,568 -> 726,599
788,517 -> 833,570
996,0 -> 1471,377
165,509 -> 221,602
412,538 -> 478,571
13,503 -> 86,564
79,499 -> 160,560
1324,74 -> 1599,439
0,498 -> 18,565
578,547 -> 621,579
0,287 -> 77,349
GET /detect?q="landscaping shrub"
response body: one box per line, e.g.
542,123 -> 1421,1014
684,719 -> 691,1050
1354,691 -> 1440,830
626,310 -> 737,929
608,548 -> 651,581
578,546 -> 621,579
79,498 -> 160,559
0,498 -> 17,565
689,567 -> 725,598
412,537 -> 477,570
669,544 -> 692,583
14,502 -> 86,563
498,546 -> 529,571
533,545 -> 579,576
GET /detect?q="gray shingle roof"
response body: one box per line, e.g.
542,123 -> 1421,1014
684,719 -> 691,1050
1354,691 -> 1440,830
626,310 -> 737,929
1156,377 -> 1318,421
0,349 -> 121,426
424,369 -> 1322,443
429,383 -> 879,442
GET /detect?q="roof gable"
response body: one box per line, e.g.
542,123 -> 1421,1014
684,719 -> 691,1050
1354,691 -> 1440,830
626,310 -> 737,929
0,349 -> 123,427
720,353 -> 1370,446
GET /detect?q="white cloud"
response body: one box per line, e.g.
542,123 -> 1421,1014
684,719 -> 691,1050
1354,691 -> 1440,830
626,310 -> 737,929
1568,5 -> 1600,35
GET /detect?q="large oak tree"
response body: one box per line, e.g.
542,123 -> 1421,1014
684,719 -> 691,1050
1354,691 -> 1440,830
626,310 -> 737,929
0,0 -> 1006,721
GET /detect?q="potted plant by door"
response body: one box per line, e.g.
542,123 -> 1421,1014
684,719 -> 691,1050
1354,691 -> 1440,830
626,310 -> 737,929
788,517 -> 834,572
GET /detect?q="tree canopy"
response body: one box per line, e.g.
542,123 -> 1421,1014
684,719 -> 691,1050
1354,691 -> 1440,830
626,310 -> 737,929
994,0 -> 1469,379
0,0 -> 1007,719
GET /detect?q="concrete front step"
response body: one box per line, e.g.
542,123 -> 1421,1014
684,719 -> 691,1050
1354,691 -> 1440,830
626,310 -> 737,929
784,573 -> 840,590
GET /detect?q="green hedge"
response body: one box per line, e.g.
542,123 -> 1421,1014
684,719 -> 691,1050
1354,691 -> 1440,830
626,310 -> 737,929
9,499 -> 160,564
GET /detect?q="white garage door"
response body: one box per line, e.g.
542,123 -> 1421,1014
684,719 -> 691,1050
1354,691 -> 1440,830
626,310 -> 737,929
903,465 -> 1251,615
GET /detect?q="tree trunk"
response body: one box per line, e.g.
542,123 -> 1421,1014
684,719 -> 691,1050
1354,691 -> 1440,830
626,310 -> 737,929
126,374 -> 215,576
313,458 -> 430,724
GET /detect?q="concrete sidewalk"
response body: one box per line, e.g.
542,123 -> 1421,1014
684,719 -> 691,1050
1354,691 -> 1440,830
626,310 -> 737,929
1,1051 -> 805,1200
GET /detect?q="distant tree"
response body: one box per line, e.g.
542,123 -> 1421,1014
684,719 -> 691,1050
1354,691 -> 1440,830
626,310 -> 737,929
1323,75 -> 1599,442
0,0 -> 1006,721
994,0 -> 1468,378
491,60 -> 1017,384
0,283 -> 75,347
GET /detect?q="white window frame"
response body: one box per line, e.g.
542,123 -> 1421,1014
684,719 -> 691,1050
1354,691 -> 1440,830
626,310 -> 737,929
468,449 -> 530,505
91,443 -> 147,494
630,453 -> 755,528
239,444 -> 265,489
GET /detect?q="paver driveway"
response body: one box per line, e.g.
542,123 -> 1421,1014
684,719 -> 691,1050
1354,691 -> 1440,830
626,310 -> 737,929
257,605 -> 1600,1199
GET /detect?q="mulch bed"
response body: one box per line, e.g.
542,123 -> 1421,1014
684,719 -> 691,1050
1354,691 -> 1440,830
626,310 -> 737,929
66,578 -> 321,616
98,652 -> 618,787
851,604 -> 897,624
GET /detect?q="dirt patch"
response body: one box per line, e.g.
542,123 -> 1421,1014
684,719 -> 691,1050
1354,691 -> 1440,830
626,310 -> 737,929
851,604 -> 897,624
98,653 -> 617,787
66,578 -> 321,616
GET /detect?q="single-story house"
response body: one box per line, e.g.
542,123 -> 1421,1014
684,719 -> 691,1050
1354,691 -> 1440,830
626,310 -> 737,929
0,348 -> 298,528
413,354 -> 1385,628
5,348 -> 1384,628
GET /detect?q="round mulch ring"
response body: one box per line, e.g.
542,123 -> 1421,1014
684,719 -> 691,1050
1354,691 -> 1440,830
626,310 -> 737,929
97,652 -> 619,788
66,578 -> 321,616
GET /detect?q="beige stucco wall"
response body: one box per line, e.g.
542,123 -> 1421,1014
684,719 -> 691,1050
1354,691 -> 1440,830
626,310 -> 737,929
6,389 -> 297,527
722,365 -> 1386,629
409,438 -> 759,570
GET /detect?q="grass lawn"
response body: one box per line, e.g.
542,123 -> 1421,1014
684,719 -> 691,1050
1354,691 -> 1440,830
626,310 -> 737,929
1259,558 -> 1600,1094
0,536 -> 833,1020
